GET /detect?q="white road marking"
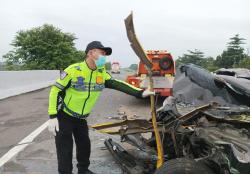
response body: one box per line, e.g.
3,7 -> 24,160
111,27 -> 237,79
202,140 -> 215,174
0,120 -> 49,167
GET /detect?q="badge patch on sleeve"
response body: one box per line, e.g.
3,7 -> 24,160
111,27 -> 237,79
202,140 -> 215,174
60,70 -> 68,80
96,76 -> 103,84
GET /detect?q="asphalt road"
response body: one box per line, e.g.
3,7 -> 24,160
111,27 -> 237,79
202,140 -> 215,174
0,71 -> 164,174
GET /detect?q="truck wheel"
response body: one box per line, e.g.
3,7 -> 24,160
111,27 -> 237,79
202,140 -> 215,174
159,57 -> 172,70
155,158 -> 214,174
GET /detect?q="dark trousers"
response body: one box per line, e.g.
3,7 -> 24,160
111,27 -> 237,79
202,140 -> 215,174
55,111 -> 91,174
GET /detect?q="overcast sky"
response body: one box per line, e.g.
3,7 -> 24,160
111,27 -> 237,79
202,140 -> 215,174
0,0 -> 249,67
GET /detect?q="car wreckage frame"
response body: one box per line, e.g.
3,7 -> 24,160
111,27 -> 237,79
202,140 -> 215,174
92,97 -> 250,174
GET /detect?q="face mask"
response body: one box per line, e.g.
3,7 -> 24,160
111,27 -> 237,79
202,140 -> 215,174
95,55 -> 106,68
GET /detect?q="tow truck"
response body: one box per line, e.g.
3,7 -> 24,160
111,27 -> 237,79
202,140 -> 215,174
126,50 -> 175,97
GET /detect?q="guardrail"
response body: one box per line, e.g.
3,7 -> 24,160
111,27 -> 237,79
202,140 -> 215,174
0,70 -> 59,99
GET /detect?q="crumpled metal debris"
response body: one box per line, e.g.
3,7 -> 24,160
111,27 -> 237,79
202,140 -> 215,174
173,64 -> 250,107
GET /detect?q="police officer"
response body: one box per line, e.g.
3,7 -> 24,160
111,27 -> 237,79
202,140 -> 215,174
48,41 -> 154,174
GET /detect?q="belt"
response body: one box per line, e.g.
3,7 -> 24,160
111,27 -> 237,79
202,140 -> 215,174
62,103 -> 89,120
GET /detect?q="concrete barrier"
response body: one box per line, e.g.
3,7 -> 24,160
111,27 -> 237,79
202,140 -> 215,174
0,70 -> 59,99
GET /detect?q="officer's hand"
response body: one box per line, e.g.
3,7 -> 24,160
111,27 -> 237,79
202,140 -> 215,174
48,118 -> 59,136
142,88 -> 155,98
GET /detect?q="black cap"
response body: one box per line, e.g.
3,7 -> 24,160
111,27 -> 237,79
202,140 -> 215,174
85,41 -> 112,56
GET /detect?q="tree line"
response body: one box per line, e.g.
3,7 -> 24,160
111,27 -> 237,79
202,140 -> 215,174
176,34 -> 250,71
2,24 -> 249,71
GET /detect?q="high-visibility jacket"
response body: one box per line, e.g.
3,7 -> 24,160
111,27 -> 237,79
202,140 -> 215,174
48,61 -> 143,119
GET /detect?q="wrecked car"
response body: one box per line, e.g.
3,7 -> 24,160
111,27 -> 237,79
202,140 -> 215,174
92,96 -> 250,174
92,64 -> 250,174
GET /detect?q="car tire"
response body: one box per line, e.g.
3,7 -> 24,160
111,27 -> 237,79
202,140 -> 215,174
155,158 -> 214,174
